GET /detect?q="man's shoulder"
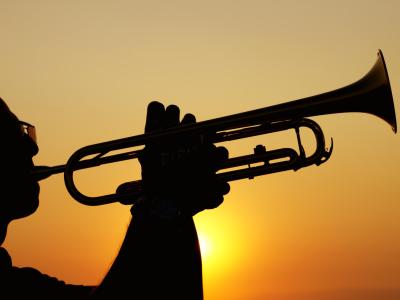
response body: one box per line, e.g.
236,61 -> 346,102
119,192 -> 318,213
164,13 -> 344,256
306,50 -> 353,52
0,247 -> 93,298
0,247 -> 12,270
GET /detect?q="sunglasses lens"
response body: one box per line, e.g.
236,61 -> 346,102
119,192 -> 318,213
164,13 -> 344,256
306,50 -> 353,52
27,126 -> 37,143
20,122 -> 37,144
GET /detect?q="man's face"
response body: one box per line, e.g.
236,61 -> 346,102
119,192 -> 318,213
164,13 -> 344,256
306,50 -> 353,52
0,99 -> 39,223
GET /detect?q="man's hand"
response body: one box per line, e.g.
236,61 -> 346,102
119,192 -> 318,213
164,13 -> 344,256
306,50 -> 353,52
137,101 -> 229,217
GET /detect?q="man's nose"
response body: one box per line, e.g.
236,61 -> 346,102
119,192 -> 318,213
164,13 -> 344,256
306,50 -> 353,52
23,134 -> 39,157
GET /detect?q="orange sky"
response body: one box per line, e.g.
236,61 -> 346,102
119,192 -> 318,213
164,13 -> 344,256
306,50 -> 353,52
1,1 -> 400,299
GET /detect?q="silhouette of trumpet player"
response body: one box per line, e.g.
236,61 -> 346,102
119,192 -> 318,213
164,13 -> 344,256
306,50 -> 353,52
0,98 -> 229,299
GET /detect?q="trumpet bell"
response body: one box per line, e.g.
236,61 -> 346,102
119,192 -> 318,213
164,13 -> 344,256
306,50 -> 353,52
344,49 -> 396,132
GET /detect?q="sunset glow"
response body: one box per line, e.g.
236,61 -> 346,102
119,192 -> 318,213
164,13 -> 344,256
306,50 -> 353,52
2,1 -> 400,299
198,233 -> 211,260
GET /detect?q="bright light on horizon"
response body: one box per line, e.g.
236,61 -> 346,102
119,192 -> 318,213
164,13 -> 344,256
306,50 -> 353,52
198,233 -> 211,260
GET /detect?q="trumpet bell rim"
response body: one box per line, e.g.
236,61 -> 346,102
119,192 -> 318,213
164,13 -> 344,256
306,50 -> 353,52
378,49 -> 397,133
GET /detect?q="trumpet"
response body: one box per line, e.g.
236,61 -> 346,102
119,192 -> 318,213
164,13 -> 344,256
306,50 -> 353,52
33,50 -> 397,206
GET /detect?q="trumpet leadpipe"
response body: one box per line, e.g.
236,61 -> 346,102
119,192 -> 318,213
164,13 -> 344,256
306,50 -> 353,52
32,149 -> 141,181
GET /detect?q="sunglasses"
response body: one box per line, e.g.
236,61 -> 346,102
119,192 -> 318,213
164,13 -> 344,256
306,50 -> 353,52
19,121 -> 37,144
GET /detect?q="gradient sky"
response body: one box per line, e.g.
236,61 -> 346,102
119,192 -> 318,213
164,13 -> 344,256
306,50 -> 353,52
1,1 -> 400,299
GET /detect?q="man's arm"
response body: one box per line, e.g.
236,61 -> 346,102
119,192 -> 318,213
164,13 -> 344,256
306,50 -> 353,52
94,208 -> 203,299
93,102 -> 229,299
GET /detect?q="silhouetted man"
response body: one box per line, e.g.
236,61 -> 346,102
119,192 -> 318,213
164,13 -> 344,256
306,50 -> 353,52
0,98 -> 229,299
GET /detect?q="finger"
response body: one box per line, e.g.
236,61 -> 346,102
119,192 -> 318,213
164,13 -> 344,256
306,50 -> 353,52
204,145 -> 228,169
204,180 -> 229,210
164,105 -> 180,128
180,113 -> 199,147
145,101 -> 165,133
216,146 -> 229,161
210,195 -> 224,209
181,113 -> 196,125
204,192 -> 224,210
220,181 -> 230,195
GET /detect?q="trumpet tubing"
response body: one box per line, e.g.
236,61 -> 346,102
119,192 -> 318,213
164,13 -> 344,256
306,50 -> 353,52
33,50 -> 397,206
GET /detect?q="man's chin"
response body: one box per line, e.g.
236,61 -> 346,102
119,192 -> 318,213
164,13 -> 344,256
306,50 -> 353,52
13,200 -> 38,219
13,181 -> 40,219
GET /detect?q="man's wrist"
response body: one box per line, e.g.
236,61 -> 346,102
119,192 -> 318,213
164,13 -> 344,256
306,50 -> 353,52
130,195 -> 184,221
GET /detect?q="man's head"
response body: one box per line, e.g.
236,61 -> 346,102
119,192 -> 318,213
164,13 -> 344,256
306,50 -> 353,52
0,98 -> 39,244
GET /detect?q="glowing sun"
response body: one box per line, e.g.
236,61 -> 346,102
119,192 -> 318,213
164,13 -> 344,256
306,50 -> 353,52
198,233 -> 212,260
